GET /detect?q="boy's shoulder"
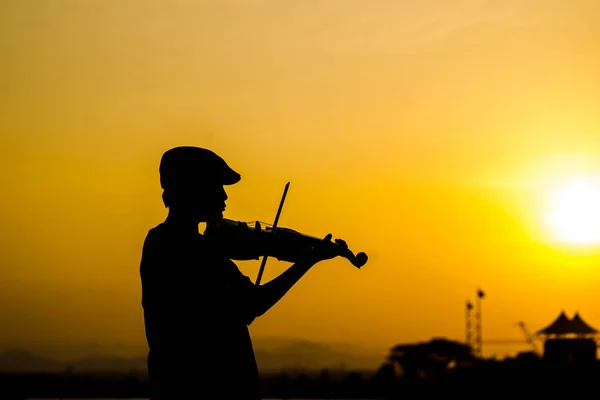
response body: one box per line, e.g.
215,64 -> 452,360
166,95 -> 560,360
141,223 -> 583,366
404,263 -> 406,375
142,222 -> 169,247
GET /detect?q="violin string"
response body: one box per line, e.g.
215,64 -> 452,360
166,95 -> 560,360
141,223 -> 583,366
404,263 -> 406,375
247,220 -> 272,227
242,219 -> 340,243
248,221 -> 327,241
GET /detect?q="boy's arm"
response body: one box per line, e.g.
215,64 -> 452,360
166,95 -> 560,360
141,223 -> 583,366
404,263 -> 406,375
233,234 -> 342,322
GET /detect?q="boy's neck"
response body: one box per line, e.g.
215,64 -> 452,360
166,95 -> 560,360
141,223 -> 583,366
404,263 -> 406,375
165,210 -> 200,233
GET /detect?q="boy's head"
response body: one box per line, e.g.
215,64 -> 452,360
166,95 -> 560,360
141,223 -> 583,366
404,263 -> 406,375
159,146 -> 240,222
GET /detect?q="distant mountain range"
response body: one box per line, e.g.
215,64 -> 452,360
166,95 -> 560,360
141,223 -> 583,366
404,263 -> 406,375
255,339 -> 384,371
0,338 -> 385,373
0,349 -> 66,373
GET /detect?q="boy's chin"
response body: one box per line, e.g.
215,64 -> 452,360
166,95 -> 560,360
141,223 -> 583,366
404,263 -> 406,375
203,211 -> 224,223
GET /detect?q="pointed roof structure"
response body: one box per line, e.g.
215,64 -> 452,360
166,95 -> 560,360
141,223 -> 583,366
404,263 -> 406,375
536,311 -> 598,336
537,311 -> 573,335
569,312 -> 598,334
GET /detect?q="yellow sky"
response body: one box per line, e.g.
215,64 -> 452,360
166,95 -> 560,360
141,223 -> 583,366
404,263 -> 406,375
2,0 -> 600,357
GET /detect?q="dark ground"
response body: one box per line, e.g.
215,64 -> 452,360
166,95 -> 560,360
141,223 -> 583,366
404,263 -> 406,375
3,360 -> 600,399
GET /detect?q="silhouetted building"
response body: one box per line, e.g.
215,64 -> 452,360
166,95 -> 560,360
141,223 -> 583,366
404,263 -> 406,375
536,311 -> 598,364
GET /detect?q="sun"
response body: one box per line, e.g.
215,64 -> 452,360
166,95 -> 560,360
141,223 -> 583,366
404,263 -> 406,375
544,176 -> 600,246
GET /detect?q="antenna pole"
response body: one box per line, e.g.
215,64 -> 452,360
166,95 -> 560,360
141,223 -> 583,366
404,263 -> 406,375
475,288 -> 485,357
466,300 -> 473,348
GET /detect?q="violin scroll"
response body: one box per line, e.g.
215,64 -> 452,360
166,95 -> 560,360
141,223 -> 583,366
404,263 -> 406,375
317,235 -> 368,268
351,251 -> 368,268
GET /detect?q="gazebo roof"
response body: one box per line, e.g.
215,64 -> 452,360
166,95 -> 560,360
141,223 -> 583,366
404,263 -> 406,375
536,311 -> 598,336
569,312 -> 598,334
537,311 -> 572,335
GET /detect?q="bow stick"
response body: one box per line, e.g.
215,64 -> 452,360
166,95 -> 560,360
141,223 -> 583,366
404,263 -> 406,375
255,182 -> 290,285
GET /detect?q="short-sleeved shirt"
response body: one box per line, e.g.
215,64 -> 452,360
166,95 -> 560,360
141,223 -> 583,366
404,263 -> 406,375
140,221 -> 261,399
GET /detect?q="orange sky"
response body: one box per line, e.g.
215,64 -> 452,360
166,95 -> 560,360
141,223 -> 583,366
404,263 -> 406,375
2,0 -> 600,358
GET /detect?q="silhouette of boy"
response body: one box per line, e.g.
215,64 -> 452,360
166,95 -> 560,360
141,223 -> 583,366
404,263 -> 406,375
140,146 -> 347,399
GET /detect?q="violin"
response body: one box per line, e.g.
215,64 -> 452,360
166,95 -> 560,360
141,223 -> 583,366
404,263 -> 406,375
204,182 -> 367,285
204,218 -> 368,268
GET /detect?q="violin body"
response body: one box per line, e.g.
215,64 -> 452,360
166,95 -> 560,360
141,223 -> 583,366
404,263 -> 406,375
204,218 -> 368,268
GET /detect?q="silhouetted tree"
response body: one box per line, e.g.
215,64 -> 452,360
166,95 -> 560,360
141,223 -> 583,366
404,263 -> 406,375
385,337 -> 475,380
373,362 -> 395,381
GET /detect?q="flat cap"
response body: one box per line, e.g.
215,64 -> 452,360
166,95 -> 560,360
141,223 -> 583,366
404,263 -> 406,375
159,146 -> 241,189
